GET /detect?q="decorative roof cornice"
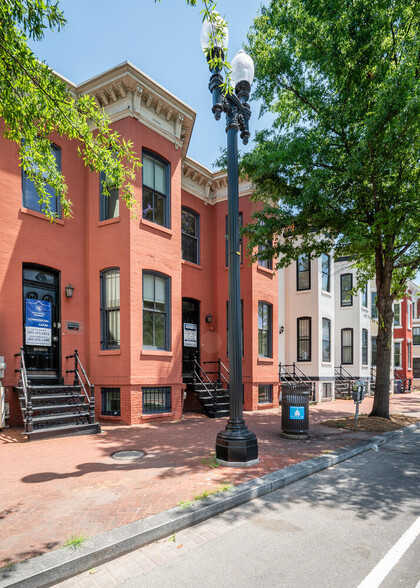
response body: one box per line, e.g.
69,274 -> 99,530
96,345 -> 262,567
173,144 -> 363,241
64,61 -> 196,159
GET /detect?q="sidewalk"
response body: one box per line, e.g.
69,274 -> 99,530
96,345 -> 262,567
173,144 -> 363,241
1,393 -> 419,569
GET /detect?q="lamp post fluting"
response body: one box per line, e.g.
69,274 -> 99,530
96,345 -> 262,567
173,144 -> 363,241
202,17 -> 259,466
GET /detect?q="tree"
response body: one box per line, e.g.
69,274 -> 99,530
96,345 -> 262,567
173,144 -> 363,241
241,0 -> 420,418
0,0 -> 141,217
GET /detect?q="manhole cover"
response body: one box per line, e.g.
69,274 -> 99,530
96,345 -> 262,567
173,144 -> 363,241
111,450 -> 145,460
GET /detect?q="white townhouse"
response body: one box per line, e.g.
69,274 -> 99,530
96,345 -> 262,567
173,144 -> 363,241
333,258 -> 371,384
279,252 -> 335,402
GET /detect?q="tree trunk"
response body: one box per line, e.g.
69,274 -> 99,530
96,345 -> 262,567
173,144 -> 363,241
371,250 -> 394,418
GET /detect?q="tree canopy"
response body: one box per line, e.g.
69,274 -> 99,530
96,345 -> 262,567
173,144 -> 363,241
242,0 -> 420,417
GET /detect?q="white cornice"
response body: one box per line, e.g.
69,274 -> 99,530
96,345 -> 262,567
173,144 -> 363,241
63,61 -> 196,159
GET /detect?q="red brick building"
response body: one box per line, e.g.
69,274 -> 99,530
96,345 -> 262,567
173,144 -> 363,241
393,281 -> 419,392
0,62 -> 279,431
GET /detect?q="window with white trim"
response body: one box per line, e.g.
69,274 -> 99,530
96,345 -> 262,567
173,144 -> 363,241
394,341 -> 402,368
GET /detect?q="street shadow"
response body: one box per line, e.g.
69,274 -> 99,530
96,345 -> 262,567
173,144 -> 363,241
0,541 -> 60,575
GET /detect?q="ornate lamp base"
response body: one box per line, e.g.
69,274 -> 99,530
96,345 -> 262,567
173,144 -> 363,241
215,420 -> 259,466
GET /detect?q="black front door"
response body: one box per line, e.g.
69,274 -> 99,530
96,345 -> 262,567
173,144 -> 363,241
182,298 -> 200,382
22,265 -> 60,375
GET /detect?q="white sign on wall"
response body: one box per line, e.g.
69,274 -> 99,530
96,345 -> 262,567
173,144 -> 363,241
183,323 -> 197,347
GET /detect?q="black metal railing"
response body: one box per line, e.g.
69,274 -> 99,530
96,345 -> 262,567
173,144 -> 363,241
66,349 -> 95,423
394,369 -> 410,393
193,358 -> 222,412
203,358 -> 229,389
279,362 -> 316,401
14,346 -> 33,433
370,367 -> 376,395
334,365 -> 356,397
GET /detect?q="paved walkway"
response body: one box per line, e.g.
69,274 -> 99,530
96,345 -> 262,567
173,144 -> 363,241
1,393 -> 420,569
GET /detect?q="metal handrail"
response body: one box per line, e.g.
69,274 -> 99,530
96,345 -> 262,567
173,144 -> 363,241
202,358 -> 229,387
66,349 -> 95,423
334,365 -> 356,381
279,363 -> 313,384
193,359 -> 220,412
394,369 -> 408,392
279,363 -> 316,401
14,347 -> 32,433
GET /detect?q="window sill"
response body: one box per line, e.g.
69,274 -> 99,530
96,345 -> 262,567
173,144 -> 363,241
141,349 -> 173,357
257,357 -> 274,364
98,349 -> 121,356
100,414 -> 122,421
321,290 -> 332,297
20,207 -> 64,225
182,260 -> 202,270
257,266 -> 275,277
141,217 -> 172,236
296,289 -> 311,294
98,217 -> 120,227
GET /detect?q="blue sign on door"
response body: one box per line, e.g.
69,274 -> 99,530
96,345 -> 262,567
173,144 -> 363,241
290,406 -> 305,420
25,299 -> 52,346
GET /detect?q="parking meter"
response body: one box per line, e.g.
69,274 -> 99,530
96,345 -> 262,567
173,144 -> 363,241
352,380 -> 365,431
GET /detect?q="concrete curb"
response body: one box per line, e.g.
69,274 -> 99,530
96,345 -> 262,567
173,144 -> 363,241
1,422 -> 419,588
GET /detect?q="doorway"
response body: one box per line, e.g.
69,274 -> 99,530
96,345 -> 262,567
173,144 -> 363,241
182,298 -> 200,383
22,265 -> 61,376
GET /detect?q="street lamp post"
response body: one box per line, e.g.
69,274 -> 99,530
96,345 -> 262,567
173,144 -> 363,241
201,16 -> 259,466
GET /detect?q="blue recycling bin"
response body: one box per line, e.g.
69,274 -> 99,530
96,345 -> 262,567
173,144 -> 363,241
281,386 -> 310,439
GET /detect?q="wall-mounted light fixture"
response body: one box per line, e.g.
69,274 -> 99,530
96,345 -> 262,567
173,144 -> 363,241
205,313 -> 213,324
279,325 -> 285,334
65,283 -> 75,298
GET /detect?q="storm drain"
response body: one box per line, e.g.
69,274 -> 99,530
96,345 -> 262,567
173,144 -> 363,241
111,450 -> 145,460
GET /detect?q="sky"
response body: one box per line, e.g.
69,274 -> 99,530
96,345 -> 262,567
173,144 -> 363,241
28,0 -> 271,171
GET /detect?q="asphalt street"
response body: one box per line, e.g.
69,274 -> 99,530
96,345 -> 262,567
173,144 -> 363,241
58,430 -> 420,588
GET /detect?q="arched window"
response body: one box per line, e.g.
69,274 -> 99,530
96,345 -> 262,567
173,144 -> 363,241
100,268 -> 120,349
143,271 -> 171,350
258,301 -> 273,358
142,151 -> 170,227
181,207 -> 200,264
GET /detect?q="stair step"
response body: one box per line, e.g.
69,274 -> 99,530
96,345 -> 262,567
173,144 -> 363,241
31,403 -> 87,412
26,423 -> 101,441
32,411 -> 90,423
17,385 -> 82,393
31,394 -> 85,401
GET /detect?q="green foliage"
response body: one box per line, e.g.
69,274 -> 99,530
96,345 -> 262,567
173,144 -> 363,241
0,0 -> 140,218
62,534 -> 86,550
178,481 -> 234,509
242,0 -> 420,297
201,453 -> 220,468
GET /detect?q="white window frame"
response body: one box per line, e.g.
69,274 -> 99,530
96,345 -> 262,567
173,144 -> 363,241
394,340 -> 402,368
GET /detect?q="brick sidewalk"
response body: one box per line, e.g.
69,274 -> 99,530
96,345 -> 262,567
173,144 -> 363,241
1,393 -> 419,568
